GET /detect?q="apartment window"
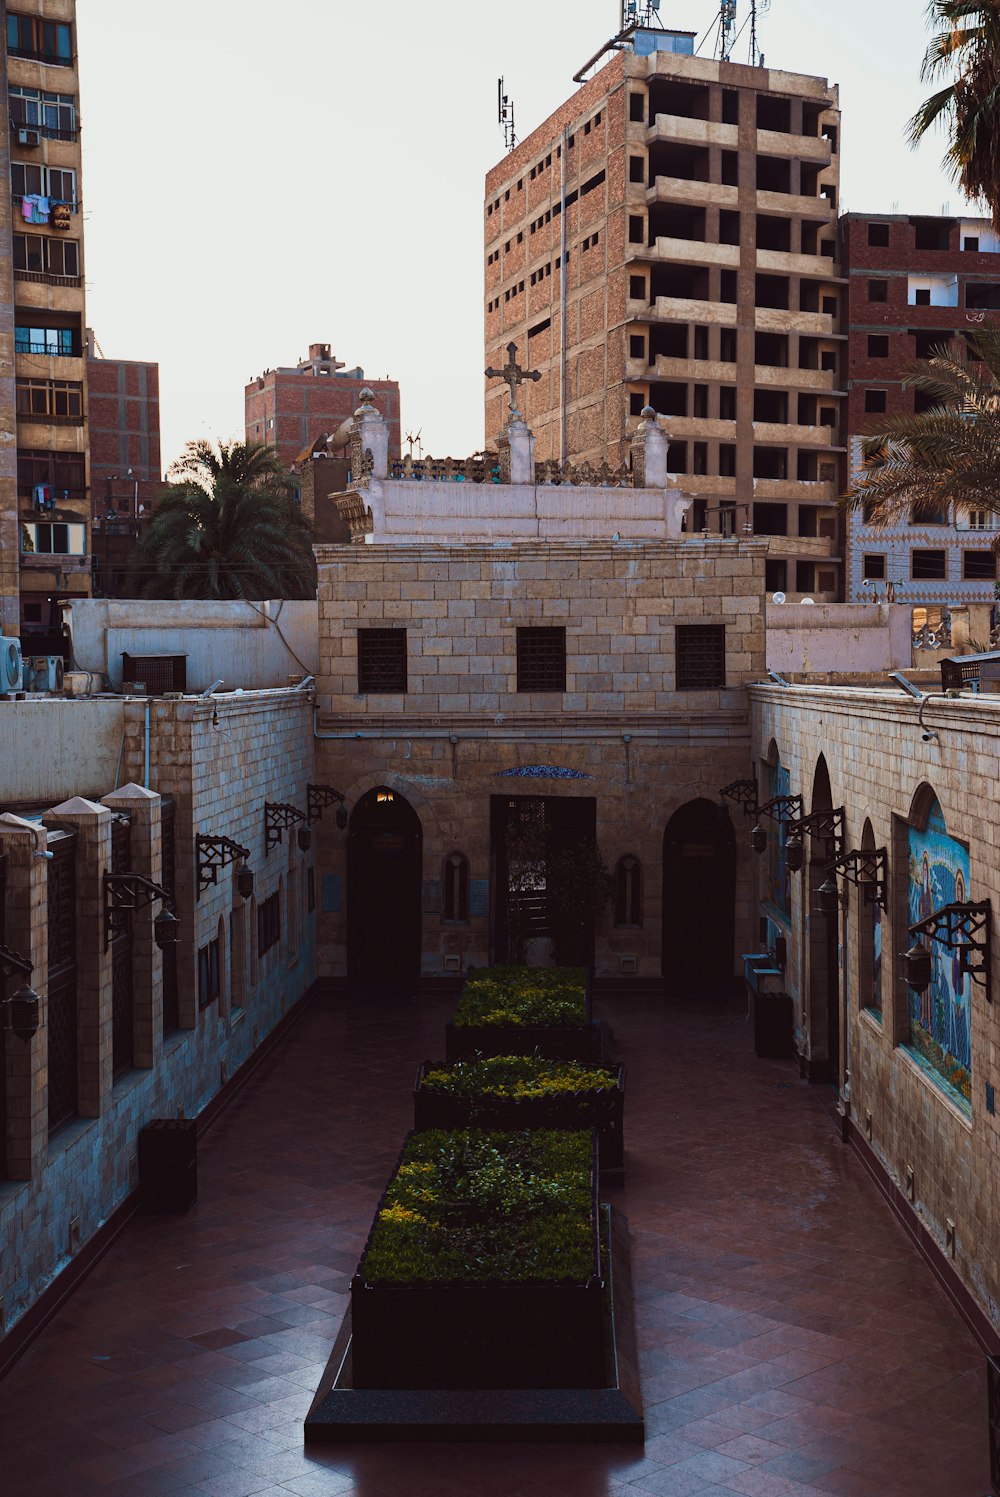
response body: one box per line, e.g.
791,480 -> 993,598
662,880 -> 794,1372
629,335 -> 645,359
18,448 -> 85,496
197,938 -> 221,1011
628,215 -> 644,244
6,13 -> 72,64
13,235 -> 79,281
516,627 -> 566,692
357,628 -> 407,693
862,553 -> 886,580
20,521 -> 85,555
864,389 -> 887,414
867,334 -> 889,358
964,236 -> 980,252
11,163 -> 77,206
629,92 -> 645,122
16,378 -> 83,421
629,274 -> 645,298
676,625 -> 726,690
629,392 -> 646,416
629,155 -> 645,183
719,328 -> 737,362
914,288 -> 931,306
911,548 -> 947,580
257,892 -> 281,957
15,323 -> 77,357
9,86 -> 76,139
963,550 -> 997,580
868,222 -> 890,247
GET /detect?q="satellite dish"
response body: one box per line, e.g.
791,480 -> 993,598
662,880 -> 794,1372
801,596 -> 816,605
771,591 -> 786,604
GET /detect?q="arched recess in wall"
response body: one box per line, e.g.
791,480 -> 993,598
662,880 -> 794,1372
760,738 -> 791,924
615,855 -> 642,928
805,753 -> 841,1084
347,787 -> 423,992
903,784 -> 973,1110
857,818 -> 883,1021
662,799 -> 735,995
443,852 -> 469,923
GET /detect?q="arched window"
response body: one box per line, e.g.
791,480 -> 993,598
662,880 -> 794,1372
614,855 -> 642,927
858,819 -> 882,1021
443,852 -> 469,922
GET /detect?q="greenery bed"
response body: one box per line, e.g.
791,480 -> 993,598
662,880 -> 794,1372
361,1128 -> 596,1286
453,966 -> 588,1029
421,1056 -> 617,1103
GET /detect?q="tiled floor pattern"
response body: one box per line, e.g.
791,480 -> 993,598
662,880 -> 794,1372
0,990 -> 992,1496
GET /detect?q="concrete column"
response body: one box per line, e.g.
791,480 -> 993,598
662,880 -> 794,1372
102,784 -> 162,1070
43,798 -> 112,1118
351,389 -> 389,479
500,418 -> 536,484
0,813 -> 48,1180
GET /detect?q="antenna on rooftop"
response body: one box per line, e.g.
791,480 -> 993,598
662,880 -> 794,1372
620,0 -> 663,29
749,0 -> 769,67
498,77 -> 517,152
718,0 -> 737,59
405,428 -> 423,460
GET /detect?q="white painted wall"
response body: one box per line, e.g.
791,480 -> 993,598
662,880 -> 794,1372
0,698 -> 125,806
64,600 -> 319,693
766,602 -> 912,674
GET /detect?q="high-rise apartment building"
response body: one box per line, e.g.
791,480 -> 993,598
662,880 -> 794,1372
485,21 -> 845,598
2,1 -> 90,642
245,343 -> 401,470
87,338 -> 163,597
842,211 -> 1000,627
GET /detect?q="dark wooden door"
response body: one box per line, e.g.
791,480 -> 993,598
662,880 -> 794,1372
347,790 -> 422,990
663,799 -> 736,995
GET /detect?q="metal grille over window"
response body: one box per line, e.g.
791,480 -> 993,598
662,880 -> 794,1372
516,627 -> 567,692
111,819 -> 134,1081
357,629 -> 407,694
676,625 -> 727,690
161,797 -> 179,1035
47,834 -> 79,1133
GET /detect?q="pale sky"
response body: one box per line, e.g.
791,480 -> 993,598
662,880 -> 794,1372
77,0 -> 968,471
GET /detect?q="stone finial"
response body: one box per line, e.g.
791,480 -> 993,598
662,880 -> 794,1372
351,389 -> 389,480
631,408 -> 670,491
45,796 -> 109,819
355,386 -> 377,418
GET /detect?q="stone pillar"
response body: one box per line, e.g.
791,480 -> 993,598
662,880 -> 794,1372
102,784 -> 163,1071
498,417 -> 536,485
0,813 -> 49,1180
350,388 -> 389,480
43,798 -> 112,1118
630,406 -> 670,490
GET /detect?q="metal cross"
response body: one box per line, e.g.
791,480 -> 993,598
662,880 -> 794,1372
485,341 -> 541,419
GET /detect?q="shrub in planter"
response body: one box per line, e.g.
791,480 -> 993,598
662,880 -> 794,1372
351,1128 -> 606,1390
446,965 -> 604,1062
413,1056 -> 626,1171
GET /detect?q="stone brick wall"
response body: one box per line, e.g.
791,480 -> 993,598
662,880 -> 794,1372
750,681 -> 1000,1336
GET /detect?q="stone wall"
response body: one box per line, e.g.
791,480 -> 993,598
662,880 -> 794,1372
750,681 -> 1000,1337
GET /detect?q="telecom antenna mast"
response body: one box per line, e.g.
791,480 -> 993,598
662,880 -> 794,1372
498,77 -> 517,152
719,0 -> 737,60
749,0 -> 770,66
620,0 -> 662,29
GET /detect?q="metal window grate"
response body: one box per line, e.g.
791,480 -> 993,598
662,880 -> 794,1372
357,629 -> 407,694
121,653 -> 187,695
516,627 -> 566,692
676,625 -> 727,690
47,835 -> 78,1133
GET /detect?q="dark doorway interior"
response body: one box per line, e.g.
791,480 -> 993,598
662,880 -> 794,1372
490,795 -> 598,966
662,799 -> 736,995
348,788 -> 422,991
807,755 -> 840,1083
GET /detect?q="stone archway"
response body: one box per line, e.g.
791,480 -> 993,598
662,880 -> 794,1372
806,754 -> 840,1083
662,798 -> 736,996
347,787 -> 423,992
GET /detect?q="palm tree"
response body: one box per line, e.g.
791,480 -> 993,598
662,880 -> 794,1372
845,328 -> 1000,529
131,440 -> 317,600
908,2 -> 1000,225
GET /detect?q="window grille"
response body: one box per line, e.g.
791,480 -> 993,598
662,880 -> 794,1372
516,627 -> 566,692
357,629 -> 407,693
198,938 -> 220,1010
257,891 -> 281,957
676,625 -> 726,690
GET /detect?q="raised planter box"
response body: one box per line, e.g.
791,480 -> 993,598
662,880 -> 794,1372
413,1062 -> 625,1174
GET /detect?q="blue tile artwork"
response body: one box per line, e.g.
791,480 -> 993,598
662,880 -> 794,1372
495,765 -> 592,779
907,796 -> 972,1107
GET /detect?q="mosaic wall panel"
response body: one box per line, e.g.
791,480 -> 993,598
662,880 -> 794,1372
907,797 -> 972,1106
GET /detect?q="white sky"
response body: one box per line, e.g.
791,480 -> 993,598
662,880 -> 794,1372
77,0 -> 967,471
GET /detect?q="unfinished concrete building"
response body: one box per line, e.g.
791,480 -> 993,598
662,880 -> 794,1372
484,20 -> 845,598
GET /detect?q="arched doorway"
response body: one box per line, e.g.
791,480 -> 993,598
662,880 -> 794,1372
348,788 -> 423,991
662,799 -> 736,995
806,755 -> 840,1083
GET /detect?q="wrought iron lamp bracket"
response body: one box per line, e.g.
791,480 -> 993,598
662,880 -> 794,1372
104,871 -> 171,949
830,846 -> 887,909
909,899 -> 992,993
786,806 -> 846,860
0,941 -> 33,981
195,834 -> 250,895
265,801 -> 307,855
719,779 -> 758,817
307,784 -> 345,825
757,794 -> 804,825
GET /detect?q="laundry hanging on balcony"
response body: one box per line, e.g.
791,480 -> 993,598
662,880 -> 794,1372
20,194 -> 50,224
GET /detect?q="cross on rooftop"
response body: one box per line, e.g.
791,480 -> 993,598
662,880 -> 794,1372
485,341 -> 541,420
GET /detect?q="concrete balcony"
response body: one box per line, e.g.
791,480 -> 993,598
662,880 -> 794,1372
753,420 -> 841,448
659,416 -> 737,441
755,306 -> 840,337
648,113 -> 739,149
755,248 -> 842,279
752,476 -> 838,503
629,355 -> 738,383
756,188 -> 837,219
651,294 -> 737,326
756,128 -> 832,164
754,365 -> 840,392
650,235 -> 740,268
648,176 -> 738,210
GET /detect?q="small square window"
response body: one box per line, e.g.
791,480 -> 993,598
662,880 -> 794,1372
629,392 -> 646,416
864,389 -> 887,413
911,548 -> 947,580
628,214 -> 644,244
357,628 -> 407,693
629,334 -> 645,359
867,279 -> 888,302
868,222 -> 890,247
963,549 -> 996,580
964,236 -> 980,252
629,93 -> 645,122
914,288 -> 931,305
862,553 -> 886,580
629,274 -> 645,298
676,625 -> 726,690
629,155 -> 645,183
516,627 -> 566,692
868,334 -> 889,358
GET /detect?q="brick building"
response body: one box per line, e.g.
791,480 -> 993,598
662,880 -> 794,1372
245,343 -> 401,471
2,0 -> 91,645
484,20 -> 844,599
842,212 -> 1000,638
86,337 -> 163,597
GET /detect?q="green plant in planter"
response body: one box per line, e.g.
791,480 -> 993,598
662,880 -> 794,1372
362,1129 -> 594,1285
423,1056 -> 617,1102
455,966 -> 587,1029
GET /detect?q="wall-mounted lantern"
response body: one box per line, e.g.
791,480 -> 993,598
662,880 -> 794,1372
828,847 -> 888,911
785,807 -> 846,871
749,793 -> 804,856
195,834 -> 252,899
307,784 -> 349,831
265,802 -> 307,856
104,871 -> 176,951
297,825 -> 312,853
905,899 -> 992,997
719,779 -> 758,818
0,943 -> 41,1040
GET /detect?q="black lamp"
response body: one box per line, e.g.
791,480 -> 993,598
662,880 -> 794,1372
153,907 -> 180,949
236,862 -> 255,900
6,982 -> 41,1041
336,804 -> 349,831
297,825 -> 312,853
750,822 -> 768,855
903,942 -> 933,992
815,874 -> 841,918
785,830 -> 804,873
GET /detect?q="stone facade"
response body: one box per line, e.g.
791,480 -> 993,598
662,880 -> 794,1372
0,689 -> 317,1341
750,680 -> 1000,1338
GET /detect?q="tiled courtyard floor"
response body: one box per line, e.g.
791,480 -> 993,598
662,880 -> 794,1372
0,989 -> 992,1497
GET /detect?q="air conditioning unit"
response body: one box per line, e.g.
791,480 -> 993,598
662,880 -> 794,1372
17,128 -> 40,148
26,655 -> 64,693
0,638 -> 23,695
